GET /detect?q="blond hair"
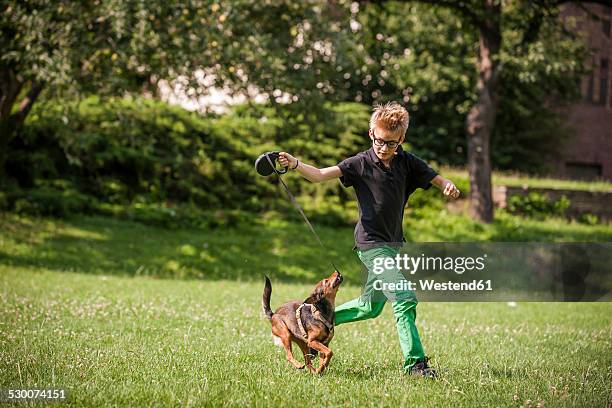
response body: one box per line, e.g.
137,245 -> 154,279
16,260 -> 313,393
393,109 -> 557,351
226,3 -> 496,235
369,101 -> 409,135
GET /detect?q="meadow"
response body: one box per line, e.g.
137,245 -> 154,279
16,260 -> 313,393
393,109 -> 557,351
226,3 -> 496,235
1,211 -> 611,406
5,1 -> 612,405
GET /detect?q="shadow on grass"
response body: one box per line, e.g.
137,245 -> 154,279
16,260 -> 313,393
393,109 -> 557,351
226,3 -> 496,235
0,214 -> 362,285
1,212 -> 610,284
334,362 -> 400,379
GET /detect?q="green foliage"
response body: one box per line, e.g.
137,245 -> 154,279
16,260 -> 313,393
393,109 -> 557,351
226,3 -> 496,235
2,180 -> 93,218
346,3 -> 474,163
1,0 -> 351,110
3,0 -> 590,177
12,186 -> 91,218
6,96 -> 607,229
407,174 -> 470,215
97,203 -> 251,230
6,96 -> 369,225
578,213 -> 599,226
507,192 -> 570,220
491,10 -> 587,173
339,2 -> 588,172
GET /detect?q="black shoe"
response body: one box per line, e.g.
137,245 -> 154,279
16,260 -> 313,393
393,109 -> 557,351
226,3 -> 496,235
409,357 -> 437,378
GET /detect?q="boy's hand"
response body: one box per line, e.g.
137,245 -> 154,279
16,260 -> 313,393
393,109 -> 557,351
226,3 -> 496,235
443,181 -> 461,199
278,152 -> 298,170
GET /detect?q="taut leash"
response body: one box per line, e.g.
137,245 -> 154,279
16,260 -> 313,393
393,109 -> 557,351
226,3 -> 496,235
261,153 -> 340,274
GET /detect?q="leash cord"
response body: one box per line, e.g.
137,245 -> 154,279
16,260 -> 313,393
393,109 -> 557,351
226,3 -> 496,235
264,154 -> 340,273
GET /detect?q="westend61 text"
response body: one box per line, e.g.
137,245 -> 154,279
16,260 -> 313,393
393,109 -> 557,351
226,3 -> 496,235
373,279 -> 493,292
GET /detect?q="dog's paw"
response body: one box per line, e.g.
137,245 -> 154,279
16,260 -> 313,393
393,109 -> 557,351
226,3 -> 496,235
314,366 -> 327,375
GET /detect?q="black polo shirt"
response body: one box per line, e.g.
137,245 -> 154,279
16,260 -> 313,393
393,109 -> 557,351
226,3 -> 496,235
337,146 -> 438,250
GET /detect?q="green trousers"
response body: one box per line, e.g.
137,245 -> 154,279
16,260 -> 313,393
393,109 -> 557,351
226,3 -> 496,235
334,246 -> 426,372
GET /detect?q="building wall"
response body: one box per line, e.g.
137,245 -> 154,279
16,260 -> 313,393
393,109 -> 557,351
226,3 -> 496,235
558,4 -> 612,180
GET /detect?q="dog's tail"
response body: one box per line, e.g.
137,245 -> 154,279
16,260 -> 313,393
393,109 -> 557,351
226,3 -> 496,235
262,275 -> 274,321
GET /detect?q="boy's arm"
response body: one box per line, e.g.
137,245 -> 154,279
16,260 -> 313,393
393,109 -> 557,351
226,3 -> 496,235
431,175 -> 461,199
278,152 -> 342,183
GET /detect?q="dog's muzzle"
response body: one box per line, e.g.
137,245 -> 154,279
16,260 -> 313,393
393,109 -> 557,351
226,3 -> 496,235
332,272 -> 343,288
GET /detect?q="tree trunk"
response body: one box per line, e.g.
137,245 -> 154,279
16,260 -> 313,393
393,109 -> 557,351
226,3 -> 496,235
0,68 -> 42,180
465,0 -> 501,223
0,119 -> 15,181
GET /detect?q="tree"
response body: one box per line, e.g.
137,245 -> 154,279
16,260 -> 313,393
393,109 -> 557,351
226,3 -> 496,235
3,0 -> 602,225
326,1 -> 586,218
419,0 -> 611,222
456,0 -> 501,223
0,0 -> 350,179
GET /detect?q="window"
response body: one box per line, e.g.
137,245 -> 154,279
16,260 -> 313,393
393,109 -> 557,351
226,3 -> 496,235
600,78 -> 608,106
565,162 -> 602,180
586,73 -> 594,103
603,19 -> 611,38
598,5 -> 610,37
600,58 -> 609,106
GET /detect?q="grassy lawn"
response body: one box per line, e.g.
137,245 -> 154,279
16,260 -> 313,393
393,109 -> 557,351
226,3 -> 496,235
1,211 -> 611,285
1,213 -> 611,406
440,167 -> 612,192
1,267 -> 610,407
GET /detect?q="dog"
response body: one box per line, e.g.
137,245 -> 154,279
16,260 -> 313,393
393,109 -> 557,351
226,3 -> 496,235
262,271 -> 343,374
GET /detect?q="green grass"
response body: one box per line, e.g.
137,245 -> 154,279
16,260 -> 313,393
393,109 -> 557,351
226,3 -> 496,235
440,167 -> 612,192
1,213 -> 611,406
1,211 -> 610,286
1,267 -> 610,407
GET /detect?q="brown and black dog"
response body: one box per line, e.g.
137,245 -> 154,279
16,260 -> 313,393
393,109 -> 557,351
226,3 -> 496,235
262,271 -> 343,374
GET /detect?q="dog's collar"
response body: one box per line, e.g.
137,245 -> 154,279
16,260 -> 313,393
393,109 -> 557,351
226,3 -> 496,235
295,303 -> 334,340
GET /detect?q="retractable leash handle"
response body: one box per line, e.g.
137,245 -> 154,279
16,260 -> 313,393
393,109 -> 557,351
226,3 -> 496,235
254,151 -> 340,274
254,151 -> 288,176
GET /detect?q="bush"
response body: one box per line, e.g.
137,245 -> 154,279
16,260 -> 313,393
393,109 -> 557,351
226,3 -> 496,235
507,192 -> 570,220
6,96 -> 374,226
94,201 -> 251,229
577,213 -> 599,226
3,181 -> 93,218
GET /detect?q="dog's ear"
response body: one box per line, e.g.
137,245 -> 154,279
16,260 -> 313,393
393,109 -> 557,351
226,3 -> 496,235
304,285 -> 324,304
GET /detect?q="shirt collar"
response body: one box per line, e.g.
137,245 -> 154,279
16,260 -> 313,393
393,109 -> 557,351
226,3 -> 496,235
367,144 -> 404,165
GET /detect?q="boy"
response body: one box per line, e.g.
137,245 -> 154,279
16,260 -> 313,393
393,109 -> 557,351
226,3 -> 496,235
278,101 -> 460,377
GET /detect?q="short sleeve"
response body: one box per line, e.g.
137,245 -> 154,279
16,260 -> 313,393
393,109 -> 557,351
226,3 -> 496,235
407,153 -> 438,191
337,154 -> 363,188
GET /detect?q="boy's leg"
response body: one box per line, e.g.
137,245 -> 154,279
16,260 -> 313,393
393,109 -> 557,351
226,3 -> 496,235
335,248 -> 388,325
335,297 -> 385,325
392,299 -> 426,372
360,245 -> 427,372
